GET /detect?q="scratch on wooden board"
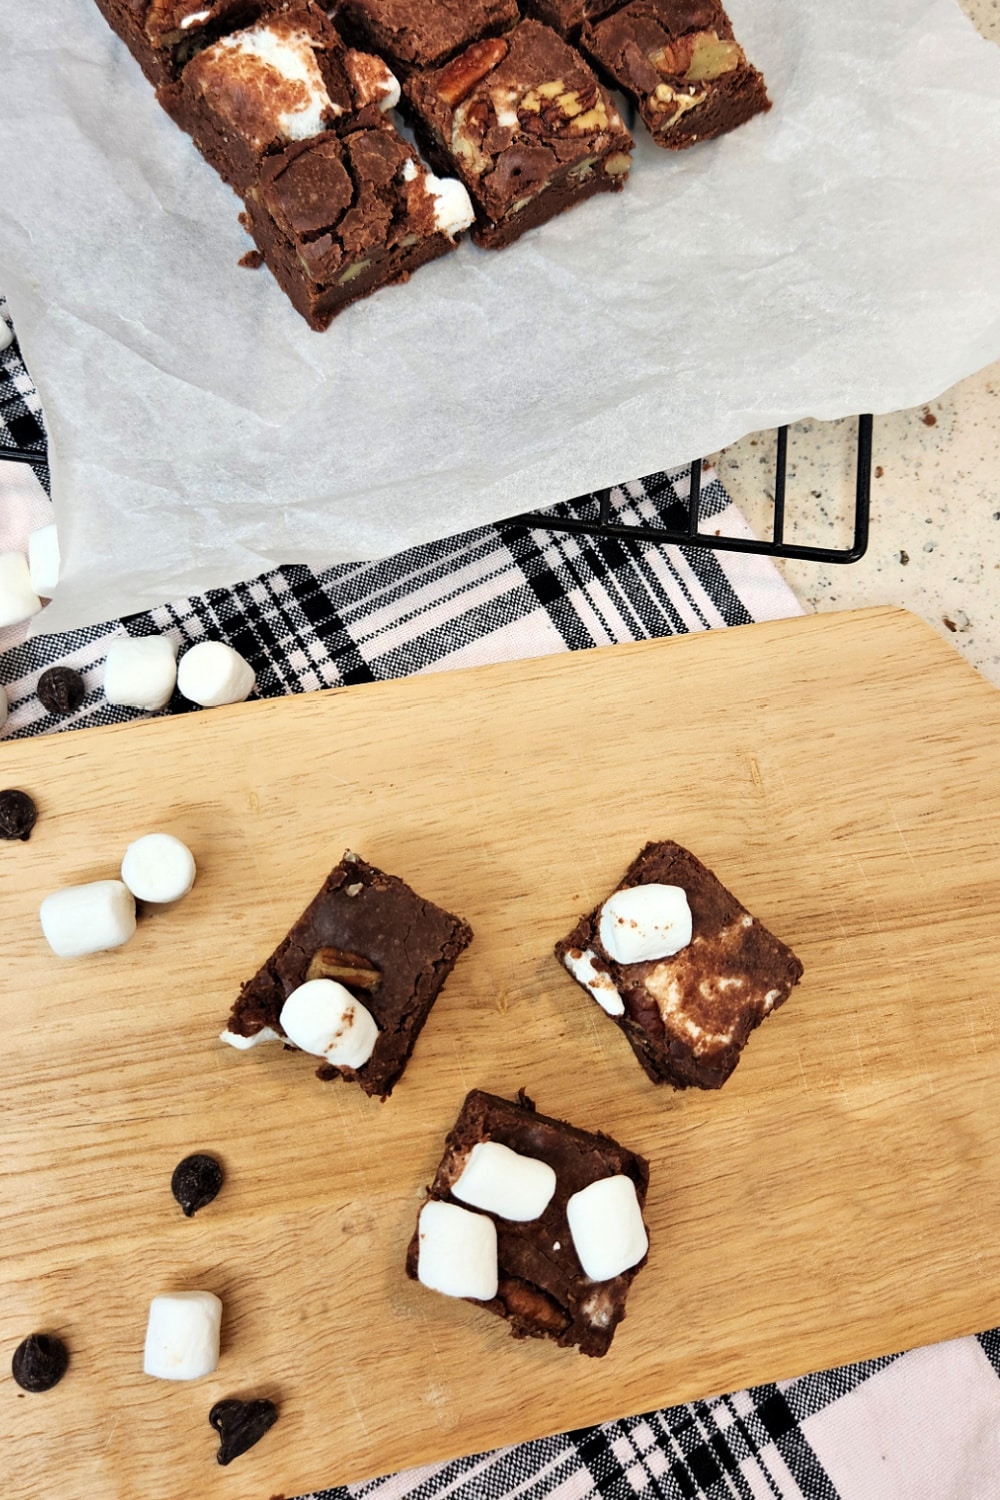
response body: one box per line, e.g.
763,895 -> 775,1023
100,1415 -> 121,1454
345,1381 -> 371,1439
746,754 -> 764,792
889,804 -> 922,881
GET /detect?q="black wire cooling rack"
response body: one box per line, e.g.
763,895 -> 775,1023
515,414 -> 873,565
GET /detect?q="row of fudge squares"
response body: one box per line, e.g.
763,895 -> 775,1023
90,0 -> 768,324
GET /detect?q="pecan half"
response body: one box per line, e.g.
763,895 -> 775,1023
305,946 -> 381,989
499,1277 -> 571,1335
437,36 -> 509,107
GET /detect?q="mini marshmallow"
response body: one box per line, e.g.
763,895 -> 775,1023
176,641 -> 255,708
599,884 -> 692,965
27,524 -> 60,598
121,833 -> 196,903
0,683 -> 7,731
417,1199 -> 498,1301
566,1175 -> 648,1282
143,1291 -> 222,1381
279,978 -> 379,1069
452,1141 -> 557,1222
40,880 -> 136,957
219,1025 -> 282,1050
0,551 -> 43,629
563,947 -> 624,1016
104,635 -> 178,711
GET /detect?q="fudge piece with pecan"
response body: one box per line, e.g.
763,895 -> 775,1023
335,0 -> 520,76
581,0 -> 770,149
404,19 -> 633,250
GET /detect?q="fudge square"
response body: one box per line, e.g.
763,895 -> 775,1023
407,1089 -> 650,1357
240,120 -> 474,327
580,0 -> 770,150
555,841 -> 803,1090
517,0 -> 621,45
335,0 -> 520,76
163,3 -> 401,189
404,19 -> 633,250
89,0 -> 273,89
222,851 -> 473,1097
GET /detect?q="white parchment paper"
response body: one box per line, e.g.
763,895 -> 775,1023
3,0 -> 1000,632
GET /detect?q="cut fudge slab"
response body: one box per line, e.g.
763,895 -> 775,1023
517,0 -> 620,46
555,841 -> 803,1090
335,0 -> 520,76
222,851 -> 473,1096
404,19 -> 633,250
406,1089 -> 650,1356
240,121 -> 474,326
163,4 -> 400,189
90,0 -> 275,89
581,0 -> 770,149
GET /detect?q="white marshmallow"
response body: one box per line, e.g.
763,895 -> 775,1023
0,683 -> 7,731
40,880 -> 136,957
0,551 -> 43,628
219,1025 -> 282,1050
566,1175 -> 648,1282
27,523 -> 60,597
279,978 -> 378,1069
417,1200 -> 498,1301
452,1141 -> 557,1222
176,641 -> 255,708
104,635 -> 178,711
563,947 -> 624,1016
143,1291 -> 223,1381
599,884 -> 692,965
121,833 -> 196,903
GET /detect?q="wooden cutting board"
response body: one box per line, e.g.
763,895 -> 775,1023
3,606 -> 1000,1500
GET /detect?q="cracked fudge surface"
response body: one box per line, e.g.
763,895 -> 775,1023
335,0 -> 520,75
241,121 -> 474,327
404,20 -> 633,250
163,4 -> 399,188
555,841 -> 803,1090
581,0 -> 770,149
225,851 -> 473,1097
91,0 -> 276,87
406,1089 -> 650,1357
518,0 -> 621,45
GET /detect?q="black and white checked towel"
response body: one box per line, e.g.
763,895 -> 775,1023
3,297 -> 1000,1500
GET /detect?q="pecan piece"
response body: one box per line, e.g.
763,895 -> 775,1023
499,1277 -> 571,1335
437,37 -> 509,107
305,946 -> 381,989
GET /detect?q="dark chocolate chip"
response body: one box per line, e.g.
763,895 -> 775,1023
11,1333 -> 69,1392
171,1153 -> 224,1217
37,666 -> 86,716
209,1398 -> 279,1465
0,789 -> 37,841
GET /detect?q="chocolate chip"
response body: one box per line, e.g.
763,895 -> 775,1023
171,1153 -> 224,1217
37,666 -> 85,716
0,789 -> 37,841
209,1398 -> 279,1465
11,1333 -> 69,1392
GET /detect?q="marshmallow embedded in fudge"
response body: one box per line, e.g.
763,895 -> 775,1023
279,977 -> 379,1068
417,1199 -> 498,1300
400,158 -> 474,237
176,641 -> 255,707
143,1291 -> 223,1380
598,883 -> 692,964
566,1174 -> 648,1281
40,880 -> 137,957
562,945 -> 624,1016
0,551 -> 43,628
27,524 -> 60,598
452,1141 -> 557,1221
219,1023 -> 282,1049
121,833 -> 196,903
104,635 -> 178,711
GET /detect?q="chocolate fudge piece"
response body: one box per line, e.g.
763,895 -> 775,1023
517,0 -> 620,46
335,0 -> 520,76
240,121 -> 474,326
163,5 -> 399,188
224,851 -> 473,1096
581,0 -> 770,149
90,0 -> 275,89
555,841 -> 803,1090
406,1089 -> 650,1356
404,20 -> 633,250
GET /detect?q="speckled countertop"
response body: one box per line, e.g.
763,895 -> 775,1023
709,0 -> 1000,688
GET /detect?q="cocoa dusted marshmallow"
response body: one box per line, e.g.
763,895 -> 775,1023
177,641 -> 256,707
598,883 -> 692,965
0,551 -> 43,628
417,1199 -> 498,1301
104,635 -> 178,711
566,1174 -> 648,1282
143,1291 -> 223,1381
279,977 -> 378,1069
40,880 -> 136,957
121,833 -> 196,903
27,524 -> 60,598
452,1141 -> 556,1222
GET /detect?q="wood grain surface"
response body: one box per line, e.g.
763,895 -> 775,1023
3,607 -> 1000,1500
